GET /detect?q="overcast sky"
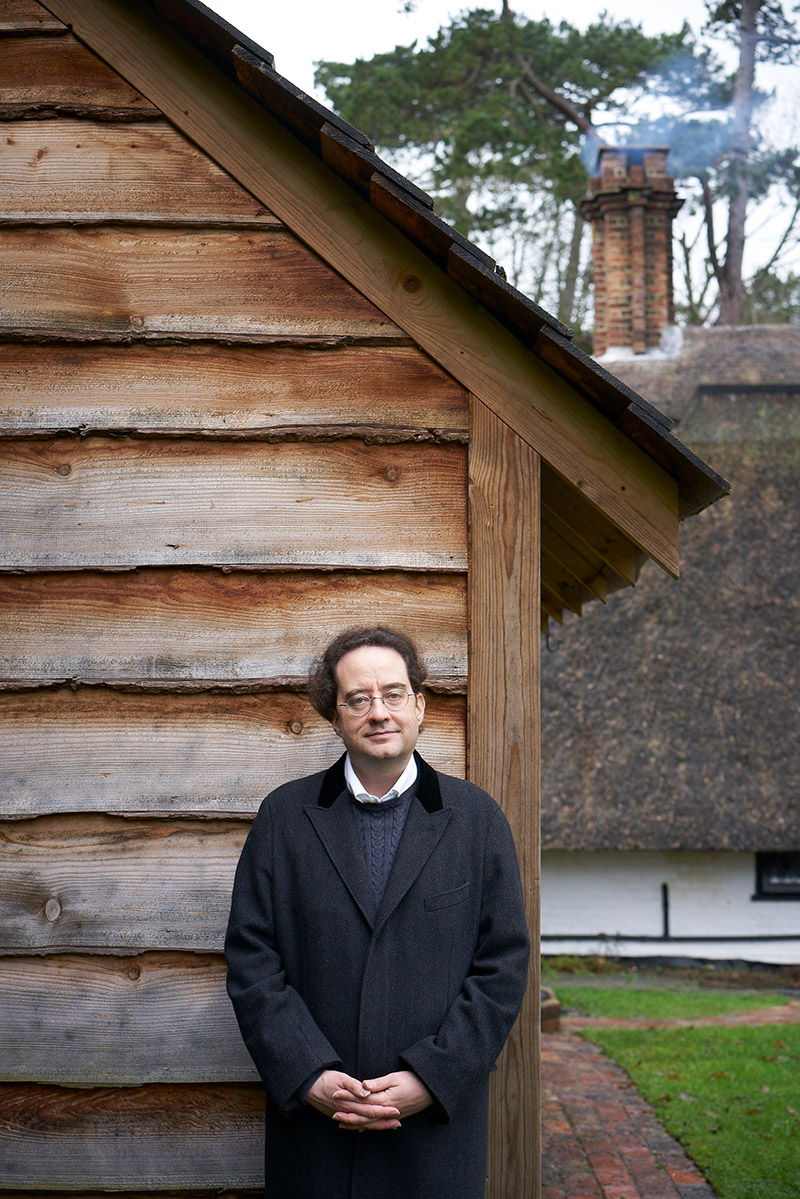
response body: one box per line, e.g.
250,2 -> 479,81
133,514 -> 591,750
204,0 -> 737,97
203,0 -> 799,281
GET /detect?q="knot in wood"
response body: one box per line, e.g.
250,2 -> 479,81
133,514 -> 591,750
44,897 -> 62,922
57,463 -> 71,476
289,721 -> 303,735
401,274 -> 422,294
384,466 -> 399,483
127,965 -> 141,981
129,315 -> 145,329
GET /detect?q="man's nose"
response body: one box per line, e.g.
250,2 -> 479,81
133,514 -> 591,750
368,695 -> 390,718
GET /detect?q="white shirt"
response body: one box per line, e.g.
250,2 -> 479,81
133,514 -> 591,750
344,753 -> 418,805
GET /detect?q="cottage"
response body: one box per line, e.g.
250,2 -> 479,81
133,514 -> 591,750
542,325 -> 800,966
0,2 -> 726,1195
541,146 -> 797,968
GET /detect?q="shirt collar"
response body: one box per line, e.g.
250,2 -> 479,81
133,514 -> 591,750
344,753 -> 418,805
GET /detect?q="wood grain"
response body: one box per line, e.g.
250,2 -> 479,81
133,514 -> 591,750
0,120 -> 280,225
0,814 -> 245,952
0,0 -> 67,33
540,549 -> 584,617
0,342 -> 468,435
540,585 -> 564,627
468,398 -> 540,1199
541,461 -> 639,587
43,0 -> 681,575
541,511 -> 608,603
0,569 -> 467,687
0,226 -> 403,341
0,1193 -> 257,1199
0,34 -> 158,116
0,436 -> 467,570
0,953 -> 258,1085
0,688 -> 466,817
0,1083 -> 263,1188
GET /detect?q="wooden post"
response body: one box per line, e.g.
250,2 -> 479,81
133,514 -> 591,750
467,396 -> 541,1199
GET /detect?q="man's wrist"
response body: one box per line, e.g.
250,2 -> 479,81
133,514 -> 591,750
299,1067 -> 326,1106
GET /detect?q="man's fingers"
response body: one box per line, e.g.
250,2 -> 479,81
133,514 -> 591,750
362,1074 -> 393,1092
332,1089 -> 396,1109
334,1110 -> 401,1130
332,1100 -> 399,1119
331,1075 -> 371,1099
359,1089 -> 393,1105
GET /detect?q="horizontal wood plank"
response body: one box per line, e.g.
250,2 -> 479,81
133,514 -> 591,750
0,1083 -> 263,1188
0,953 -> 258,1085
49,0 -> 681,575
0,342 -> 468,435
0,226 -> 403,340
0,688 -> 466,817
0,0 -> 67,33
0,34 -> 159,116
0,814 -> 246,952
0,569 -> 467,686
0,120 -> 281,225
0,1194 -> 257,1199
0,437 -> 467,570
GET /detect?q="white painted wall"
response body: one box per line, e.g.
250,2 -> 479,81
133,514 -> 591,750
541,851 -> 800,965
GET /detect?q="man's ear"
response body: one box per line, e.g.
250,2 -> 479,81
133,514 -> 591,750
415,691 -> 426,724
331,710 -> 342,737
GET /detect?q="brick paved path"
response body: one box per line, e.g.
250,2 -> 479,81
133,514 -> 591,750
541,999 -> 800,1197
542,1031 -> 717,1199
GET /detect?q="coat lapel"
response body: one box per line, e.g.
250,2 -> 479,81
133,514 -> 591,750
374,796 -> 451,934
305,757 -> 376,927
306,752 -> 450,933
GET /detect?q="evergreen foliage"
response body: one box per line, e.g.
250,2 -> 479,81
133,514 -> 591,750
316,2 -> 800,330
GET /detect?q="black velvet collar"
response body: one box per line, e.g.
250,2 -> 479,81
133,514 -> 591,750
317,750 -> 443,813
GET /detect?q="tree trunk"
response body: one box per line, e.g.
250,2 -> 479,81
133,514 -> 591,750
716,0 -> 759,325
558,204 -> 585,327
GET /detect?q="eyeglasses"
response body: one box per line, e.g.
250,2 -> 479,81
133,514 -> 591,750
338,689 -> 414,717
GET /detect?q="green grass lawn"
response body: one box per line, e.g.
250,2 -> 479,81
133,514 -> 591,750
556,984 -> 791,1021
582,1023 -> 800,1199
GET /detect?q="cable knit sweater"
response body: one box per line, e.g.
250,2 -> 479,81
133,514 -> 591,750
350,783 -> 415,906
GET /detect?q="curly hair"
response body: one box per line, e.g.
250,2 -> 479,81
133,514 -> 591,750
307,626 -> 428,721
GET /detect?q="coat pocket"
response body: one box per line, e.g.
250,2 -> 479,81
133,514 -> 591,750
424,880 -> 470,911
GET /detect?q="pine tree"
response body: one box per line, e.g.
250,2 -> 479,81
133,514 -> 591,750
316,2 -> 800,330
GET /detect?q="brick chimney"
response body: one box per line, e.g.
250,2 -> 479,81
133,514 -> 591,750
582,146 -> 683,358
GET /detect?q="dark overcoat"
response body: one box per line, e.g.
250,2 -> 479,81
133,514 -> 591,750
225,752 -> 530,1199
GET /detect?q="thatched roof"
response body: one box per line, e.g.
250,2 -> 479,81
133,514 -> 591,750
542,328 -> 800,852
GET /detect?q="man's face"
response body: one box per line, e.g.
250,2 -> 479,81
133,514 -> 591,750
331,645 -> 425,779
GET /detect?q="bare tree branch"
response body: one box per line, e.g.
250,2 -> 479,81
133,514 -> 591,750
513,52 -> 599,140
701,173 -> 723,283
752,195 -> 800,278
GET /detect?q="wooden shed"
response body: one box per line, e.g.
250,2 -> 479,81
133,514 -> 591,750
0,1 -> 728,1196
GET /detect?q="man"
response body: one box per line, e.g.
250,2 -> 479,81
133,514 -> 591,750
225,626 -> 529,1199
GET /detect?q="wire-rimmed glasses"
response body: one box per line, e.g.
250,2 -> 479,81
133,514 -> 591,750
337,689 -> 414,717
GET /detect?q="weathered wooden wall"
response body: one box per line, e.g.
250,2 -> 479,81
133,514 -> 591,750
0,5 -> 470,1190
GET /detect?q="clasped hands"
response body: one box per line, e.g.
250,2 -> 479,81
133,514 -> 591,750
306,1068 -> 432,1131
